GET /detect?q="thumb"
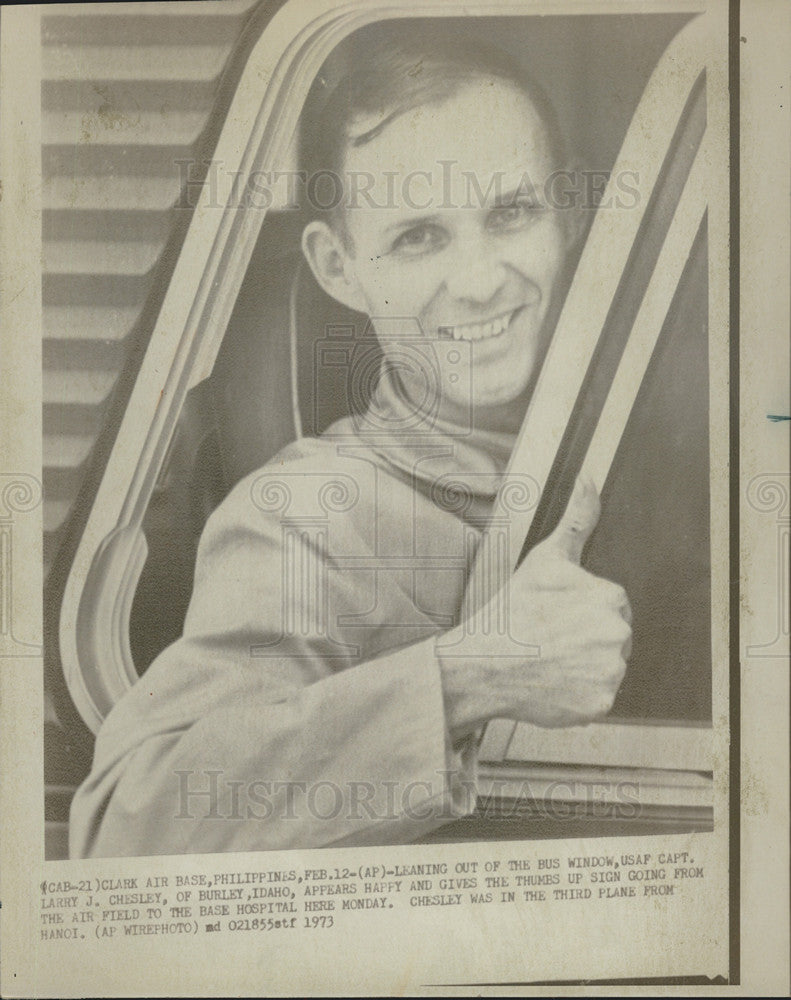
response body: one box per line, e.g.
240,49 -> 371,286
545,473 -> 601,564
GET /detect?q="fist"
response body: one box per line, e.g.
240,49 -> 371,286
468,476 -> 632,729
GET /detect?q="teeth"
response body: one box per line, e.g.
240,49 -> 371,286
447,310 -> 514,342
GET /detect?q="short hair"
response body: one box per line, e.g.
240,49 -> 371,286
300,21 -> 567,221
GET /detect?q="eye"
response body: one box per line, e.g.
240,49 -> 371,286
391,224 -> 445,256
487,196 -> 542,232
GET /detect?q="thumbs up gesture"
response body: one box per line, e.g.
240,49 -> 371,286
509,474 -> 632,727
439,476 -> 632,736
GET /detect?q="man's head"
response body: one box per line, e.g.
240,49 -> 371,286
301,24 -> 574,412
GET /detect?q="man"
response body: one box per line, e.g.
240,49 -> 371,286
70,25 -> 631,857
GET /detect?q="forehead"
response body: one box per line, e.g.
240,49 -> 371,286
341,78 -> 554,210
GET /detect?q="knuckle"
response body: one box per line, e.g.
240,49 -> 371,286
612,656 -> 628,685
599,656 -> 626,687
603,581 -> 628,608
591,691 -> 615,718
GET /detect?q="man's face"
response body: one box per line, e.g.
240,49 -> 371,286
337,78 -> 568,413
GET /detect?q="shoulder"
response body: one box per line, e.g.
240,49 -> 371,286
199,430 -> 384,551
224,433 -> 368,521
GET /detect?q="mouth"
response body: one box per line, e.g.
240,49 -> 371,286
438,307 -> 524,342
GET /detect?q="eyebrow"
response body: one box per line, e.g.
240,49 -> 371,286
382,213 -> 443,237
380,178 -> 541,236
487,179 -> 539,208
494,180 -> 536,207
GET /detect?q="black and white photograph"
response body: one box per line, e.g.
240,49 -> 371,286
1,0 -> 788,993
45,2 -> 719,858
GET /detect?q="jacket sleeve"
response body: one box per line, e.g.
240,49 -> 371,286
69,477 -> 479,858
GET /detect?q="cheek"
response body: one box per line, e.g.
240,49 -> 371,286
357,258 -> 446,317
542,220 -> 569,283
511,217 -> 568,287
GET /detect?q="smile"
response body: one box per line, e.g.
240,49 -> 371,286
439,308 -> 520,342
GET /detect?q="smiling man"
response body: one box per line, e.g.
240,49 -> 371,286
302,61 -> 567,413
70,24 -> 631,858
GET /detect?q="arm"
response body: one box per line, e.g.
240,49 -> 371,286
70,482 -> 476,858
70,474 -> 629,857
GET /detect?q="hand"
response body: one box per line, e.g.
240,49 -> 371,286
438,475 -> 632,736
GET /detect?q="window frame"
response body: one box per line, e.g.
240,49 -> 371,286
58,0 -> 722,831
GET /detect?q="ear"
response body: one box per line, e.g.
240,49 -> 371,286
301,220 -> 368,314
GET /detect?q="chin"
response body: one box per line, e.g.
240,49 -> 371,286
484,391 -> 525,409
477,369 -> 535,409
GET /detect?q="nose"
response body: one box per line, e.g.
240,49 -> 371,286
443,239 -> 508,306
